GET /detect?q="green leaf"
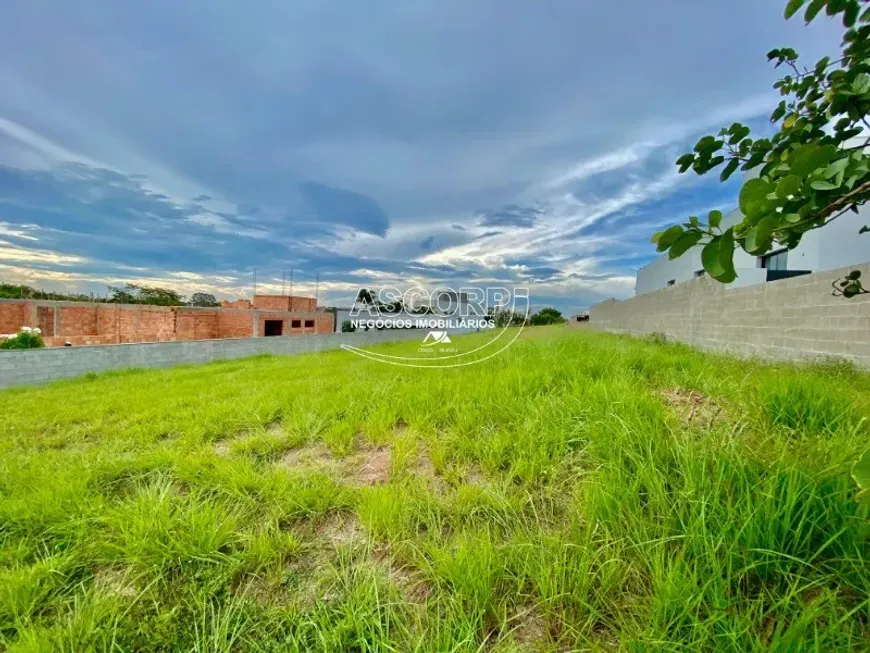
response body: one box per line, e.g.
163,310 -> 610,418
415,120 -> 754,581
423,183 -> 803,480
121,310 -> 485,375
775,175 -> 802,198
702,237 -> 726,279
860,225 -> 870,234
676,153 -> 695,173
843,0 -> 859,26
656,225 -> 685,252
811,180 -> 838,190
739,178 -> 773,217
668,231 -> 704,259
701,230 -> 737,283
708,210 -> 723,229
717,228 -> 737,283
823,157 -> 849,179
720,158 -> 740,182
847,269 -> 862,280
783,213 -> 802,223
804,0 -> 826,22
744,215 -> 778,254
789,143 -> 837,177
785,0 -> 807,18
727,124 -> 751,145
853,72 -> 870,94
693,136 -> 718,154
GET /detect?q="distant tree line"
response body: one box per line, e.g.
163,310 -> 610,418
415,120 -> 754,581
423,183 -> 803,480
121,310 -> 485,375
489,306 -> 566,327
0,283 -> 220,307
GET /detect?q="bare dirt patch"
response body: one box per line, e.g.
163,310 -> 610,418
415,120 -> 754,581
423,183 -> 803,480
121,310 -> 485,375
348,443 -> 392,486
659,388 -> 724,428
503,605 -> 551,650
316,512 -> 366,547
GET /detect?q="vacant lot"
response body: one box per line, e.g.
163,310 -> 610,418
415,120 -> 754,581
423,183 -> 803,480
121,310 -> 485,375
1,328 -> 869,651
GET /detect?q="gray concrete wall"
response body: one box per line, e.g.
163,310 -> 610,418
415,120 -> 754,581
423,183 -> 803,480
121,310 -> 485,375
0,329 -> 422,390
591,263 -> 870,368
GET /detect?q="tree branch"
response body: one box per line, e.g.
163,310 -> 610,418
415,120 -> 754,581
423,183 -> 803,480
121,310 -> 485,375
818,179 -> 870,221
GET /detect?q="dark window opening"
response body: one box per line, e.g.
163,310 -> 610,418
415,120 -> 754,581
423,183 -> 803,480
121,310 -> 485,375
666,279 -> 676,286
694,269 -> 705,278
264,320 -> 283,336
304,319 -> 315,328
761,249 -> 788,271
291,319 -> 301,328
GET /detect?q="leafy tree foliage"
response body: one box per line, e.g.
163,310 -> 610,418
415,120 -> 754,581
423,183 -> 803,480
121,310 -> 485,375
108,284 -> 184,306
488,307 -> 527,328
654,0 -> 870,294
530,307 -> 566,326
188,292 -> 220,307
0,283 -> 92,302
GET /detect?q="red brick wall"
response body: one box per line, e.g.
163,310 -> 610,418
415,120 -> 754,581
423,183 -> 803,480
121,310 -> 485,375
253,295 -> 317,312
60,306 -> 99,336
0,302 -> 28,335
291,297 -> 317,311
0,300 -> 332,346
96,306 -> 120,343
255,311 -> 333,336
221,299 -> 253,309
37,306 -> 55,337
217,311 -> 255,339
44,334 -> 118,347
317,313 -> 334,333
253,295 -> 290,311
175,310 -> 218,340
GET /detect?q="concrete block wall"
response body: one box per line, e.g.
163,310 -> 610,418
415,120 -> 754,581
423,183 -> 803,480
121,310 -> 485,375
590,263 -> 870,367
0,328 -> 422,389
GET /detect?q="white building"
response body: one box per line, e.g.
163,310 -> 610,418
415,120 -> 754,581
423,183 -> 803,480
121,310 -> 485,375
635,201 -> 870,295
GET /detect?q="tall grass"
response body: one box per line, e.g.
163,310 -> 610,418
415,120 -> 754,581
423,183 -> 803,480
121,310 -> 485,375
0,328 -> 868,651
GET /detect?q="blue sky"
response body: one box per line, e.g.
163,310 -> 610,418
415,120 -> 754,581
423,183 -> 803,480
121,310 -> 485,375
0,1 -> 842,312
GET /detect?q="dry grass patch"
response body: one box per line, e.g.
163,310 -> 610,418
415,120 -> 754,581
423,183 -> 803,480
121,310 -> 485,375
92,566 -> 138,599
658,387 -> 725,429
212,422 -> 289,457
315,511 -> 367,547
279,440 -> 341,475
373,546 -> 433,605
279,439 -> 392,486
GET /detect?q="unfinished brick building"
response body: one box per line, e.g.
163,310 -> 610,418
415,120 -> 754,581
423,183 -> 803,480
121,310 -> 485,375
0,295 -> 334,347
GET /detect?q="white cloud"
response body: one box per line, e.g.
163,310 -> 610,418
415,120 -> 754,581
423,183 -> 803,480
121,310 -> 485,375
0,240 -> 87,265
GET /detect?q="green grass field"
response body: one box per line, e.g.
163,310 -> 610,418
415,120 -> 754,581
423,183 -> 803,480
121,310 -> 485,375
1,328 -> 869,652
